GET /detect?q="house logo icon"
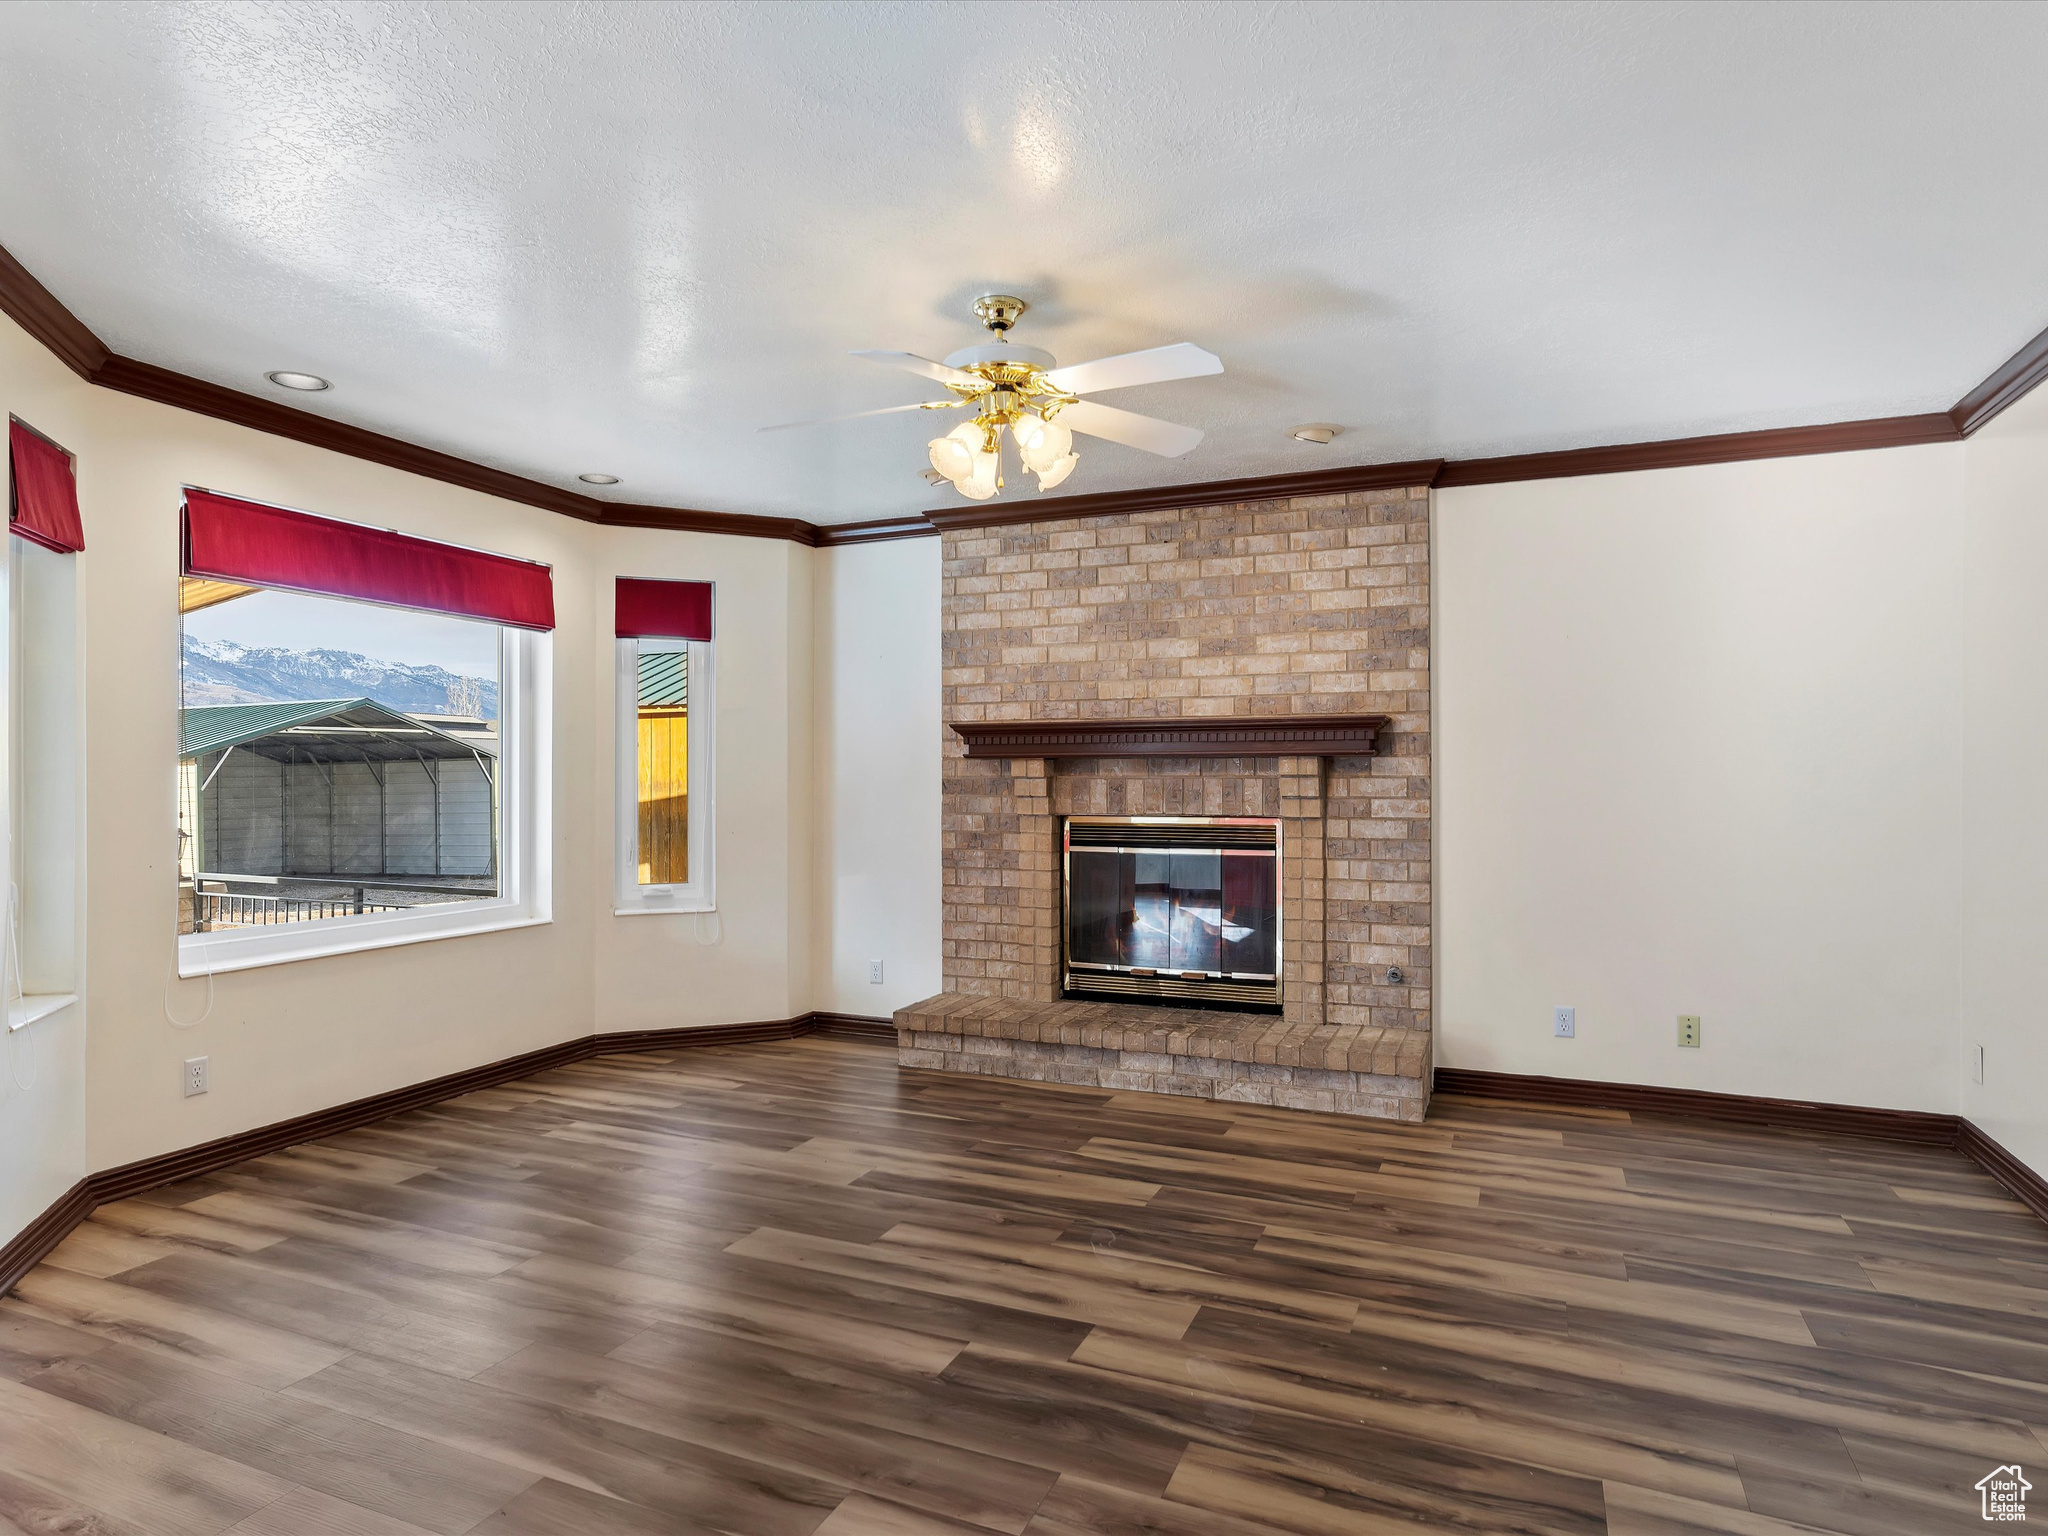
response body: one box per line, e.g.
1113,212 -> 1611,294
1978,1465 -> 2030,1522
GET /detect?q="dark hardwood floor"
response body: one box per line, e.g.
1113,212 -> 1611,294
3,1035 -> 2044,1535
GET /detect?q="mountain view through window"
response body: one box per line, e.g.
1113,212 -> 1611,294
178,581 -> 503,932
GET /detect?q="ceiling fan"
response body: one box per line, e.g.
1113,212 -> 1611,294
764,295 -> 1223,500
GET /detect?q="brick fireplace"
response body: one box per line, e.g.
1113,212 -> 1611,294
896,482 -> 1433,1120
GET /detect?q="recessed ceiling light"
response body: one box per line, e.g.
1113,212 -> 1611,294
1290,423 -> 1340,445
265,370 -> 331,392
578,473 -> 621,485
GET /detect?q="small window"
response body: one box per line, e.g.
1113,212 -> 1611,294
4,535 -> 81,1023
616,634 -> 713,912
177,579 -> 548,972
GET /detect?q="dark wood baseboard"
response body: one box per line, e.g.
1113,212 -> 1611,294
1432,1068 -> 1957,1144
89,1036 -> 596,1207
0,1008 -> 897,1297
1435,1067 -> 2048,1222
1956,1117 -> 2048,1227
807,1012 -> 898,1041
10,1038 -> 2038,1296
0,1177 -> 94,1298
592,1016 -> 814,1056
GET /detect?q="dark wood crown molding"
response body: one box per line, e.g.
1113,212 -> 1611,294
951,713 -> 1391,760
8,240 -> 2048,545
0,244 -> 107,379
814,514 -> 943,547
1949,319 -> 2048,438
96,356 -> 607,523
1432,413 -> 1962,488
923,459 -> 1441,534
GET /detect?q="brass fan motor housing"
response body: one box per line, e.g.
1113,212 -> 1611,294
971,294 -> 1028,335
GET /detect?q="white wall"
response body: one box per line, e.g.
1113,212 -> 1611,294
0,308 -> 836,1224
75,375 -> 601,1173
592,529 -> 819,1034
1435,445 -> 1967,1112
812,538 -> 943,1017
0,325 -> 90,1244
1960,383 -> 2048,1177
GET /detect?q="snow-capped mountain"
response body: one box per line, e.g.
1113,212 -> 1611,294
181,637 -> 498,717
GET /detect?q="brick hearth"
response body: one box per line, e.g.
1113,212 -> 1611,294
896,994 -> 1431,1122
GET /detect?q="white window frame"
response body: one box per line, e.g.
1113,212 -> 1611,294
177,622 -> 552,976
614,635 -> 714,914
3,533 -> 82,1028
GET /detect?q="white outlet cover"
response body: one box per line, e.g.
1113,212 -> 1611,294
1553,1006 -> 1576,1039
183,1056 -> 209,1096
868,959 -> 884,984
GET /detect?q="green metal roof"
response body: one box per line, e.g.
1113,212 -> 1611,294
180,699 -> 494,762
638,650 -> 688,709
181,699 -> 369,757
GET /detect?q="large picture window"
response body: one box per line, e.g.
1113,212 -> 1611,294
176,491 -> 551,973
615,579 -> 713,913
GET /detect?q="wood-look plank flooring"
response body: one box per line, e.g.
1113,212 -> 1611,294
4,1035 -> 2045,1535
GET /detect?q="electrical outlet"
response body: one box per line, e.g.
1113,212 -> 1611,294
1974,1044 -> 1985,1085
1678,1014 -> 1701,1049
868,959 -> 885,985
1553,1006 -> 1575,1039
183,1056 -> 209,1097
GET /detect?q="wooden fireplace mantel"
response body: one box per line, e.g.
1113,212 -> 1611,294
949,714 -> 1392,760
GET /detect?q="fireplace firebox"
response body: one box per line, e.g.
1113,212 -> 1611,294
1062,816 -> 1281,1011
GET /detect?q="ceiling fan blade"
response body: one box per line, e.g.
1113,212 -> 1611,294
759,399 -> 959,433
1057,399 -> 1205,457
1043,342 -> 1223,396
850,350 -> 980,387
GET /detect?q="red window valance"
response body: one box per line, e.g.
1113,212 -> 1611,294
183,489 -> 554,630
9,418 -> 85,553
616,577 -> 712,640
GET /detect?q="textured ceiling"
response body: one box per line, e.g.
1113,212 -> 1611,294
3,1 -> 2047,523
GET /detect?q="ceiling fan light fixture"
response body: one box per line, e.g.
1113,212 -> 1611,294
814,299 -> 1221,500
1034,452 -> 1079,492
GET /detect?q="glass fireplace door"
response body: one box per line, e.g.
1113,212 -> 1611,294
1064,817 -> 1279,1011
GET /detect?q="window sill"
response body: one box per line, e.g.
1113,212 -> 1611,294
7,993 -> 77,1031
178,906 -> 549,977
613,900 -> 717,918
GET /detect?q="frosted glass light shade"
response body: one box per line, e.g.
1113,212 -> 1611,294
1035,451 -> 1079,491
959,446 -> 1000,499
1013,415 -> 1073,474
928,427 -> 975,483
